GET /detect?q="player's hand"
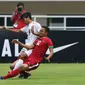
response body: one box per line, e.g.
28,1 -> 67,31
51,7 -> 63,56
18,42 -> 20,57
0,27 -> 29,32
2,26 -> 7,29
11,39 -> 19,44
44,57 -> 50,63
31,25 -> 39,36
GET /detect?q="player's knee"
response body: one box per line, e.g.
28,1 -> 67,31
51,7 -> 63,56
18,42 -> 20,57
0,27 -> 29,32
23,64 -> 29,70
18,64 -> 28,71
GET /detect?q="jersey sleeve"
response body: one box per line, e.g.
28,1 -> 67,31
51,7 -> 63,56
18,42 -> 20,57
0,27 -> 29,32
47,38 -> 53,48
20,25 -> 28,33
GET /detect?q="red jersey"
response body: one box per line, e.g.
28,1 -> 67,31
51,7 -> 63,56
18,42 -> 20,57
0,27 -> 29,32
13,19 -> 26,29
12,10 -> 27,29
29,37 -> 53,63
13,10 -> 27,23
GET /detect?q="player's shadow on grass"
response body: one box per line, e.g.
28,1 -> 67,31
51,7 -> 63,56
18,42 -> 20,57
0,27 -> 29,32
9,77 -> 51,80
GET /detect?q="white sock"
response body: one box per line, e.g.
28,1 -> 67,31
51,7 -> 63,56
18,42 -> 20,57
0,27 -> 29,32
13,59 -> 23,70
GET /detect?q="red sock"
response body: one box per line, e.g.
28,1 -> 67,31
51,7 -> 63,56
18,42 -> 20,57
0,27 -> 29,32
3,69 -> 20,79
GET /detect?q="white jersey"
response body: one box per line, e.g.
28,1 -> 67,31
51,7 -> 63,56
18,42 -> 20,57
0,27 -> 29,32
21,21 -> 41,45
20,21 -> 41,56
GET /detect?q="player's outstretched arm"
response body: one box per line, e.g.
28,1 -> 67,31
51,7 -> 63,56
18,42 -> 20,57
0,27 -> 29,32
12,39 -> 35,50
2,26 -> 21,32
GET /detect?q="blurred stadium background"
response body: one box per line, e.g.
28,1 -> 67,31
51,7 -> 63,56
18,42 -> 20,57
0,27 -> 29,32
0,1 -> 85,85
0,0 -> 85,63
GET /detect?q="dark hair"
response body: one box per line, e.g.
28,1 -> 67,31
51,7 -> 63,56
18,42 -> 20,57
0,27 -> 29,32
42,26 -> 50,33
17,2 -> 24,7
21,12 -> 32,19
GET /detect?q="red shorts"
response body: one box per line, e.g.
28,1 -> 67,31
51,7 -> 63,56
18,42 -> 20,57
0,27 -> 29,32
23,57 -> 40,71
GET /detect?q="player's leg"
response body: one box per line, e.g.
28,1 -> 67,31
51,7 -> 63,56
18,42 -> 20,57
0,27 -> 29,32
13,52 -> 27,70
18,70 -> 31,79
0,64 -> 29,79
9,49 -> 29,78
9,51 -> 27,71
22,58 -> 40,79
16,52 -> 29,78
0,60 -> 40,80
17,50 -> 32,78
13,48 -> 32,70
19,62 -> 39,79
12,48 -> 27,70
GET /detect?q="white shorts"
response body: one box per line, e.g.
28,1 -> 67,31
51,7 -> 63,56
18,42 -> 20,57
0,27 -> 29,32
19,48 -> 32,57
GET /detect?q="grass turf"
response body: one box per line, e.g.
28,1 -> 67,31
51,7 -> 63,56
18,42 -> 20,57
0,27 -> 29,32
0,63 -> 85,85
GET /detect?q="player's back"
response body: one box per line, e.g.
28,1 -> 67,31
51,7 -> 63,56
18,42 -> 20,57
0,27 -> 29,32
25,21 -> 42,45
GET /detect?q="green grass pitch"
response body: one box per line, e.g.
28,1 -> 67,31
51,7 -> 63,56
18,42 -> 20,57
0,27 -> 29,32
0,63 -> 85,85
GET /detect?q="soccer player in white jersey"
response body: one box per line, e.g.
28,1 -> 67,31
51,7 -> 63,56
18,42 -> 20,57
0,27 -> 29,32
3,12 -> 42,78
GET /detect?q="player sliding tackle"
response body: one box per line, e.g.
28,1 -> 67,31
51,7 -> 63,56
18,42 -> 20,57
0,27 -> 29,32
0,26 -> 54,80
2,12 -> 42,78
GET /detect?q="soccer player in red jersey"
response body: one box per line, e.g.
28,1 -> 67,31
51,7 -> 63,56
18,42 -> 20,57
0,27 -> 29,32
11,2 -> 27,30
0,26 -> 53,80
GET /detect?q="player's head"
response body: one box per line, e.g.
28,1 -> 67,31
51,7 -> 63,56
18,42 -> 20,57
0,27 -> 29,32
21,12 -> 32,24
42,26 -> 50,33
39,26 -> 50,37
